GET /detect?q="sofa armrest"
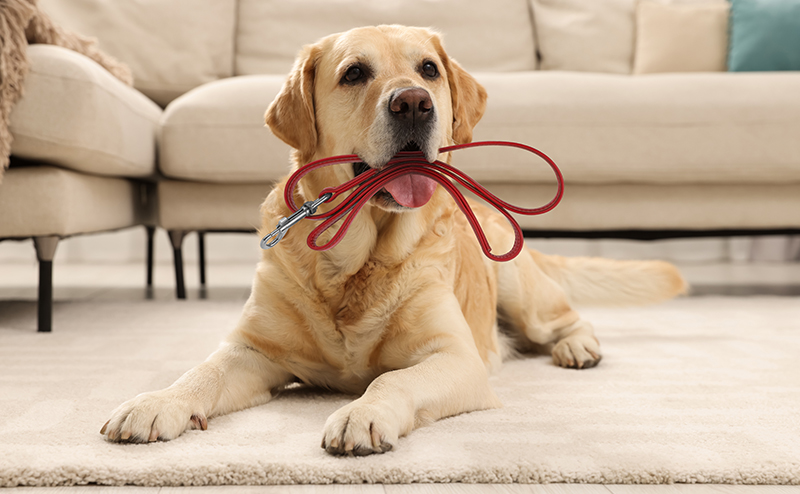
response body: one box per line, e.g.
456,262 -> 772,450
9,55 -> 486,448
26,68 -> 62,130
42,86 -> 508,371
9,45 -> 162,179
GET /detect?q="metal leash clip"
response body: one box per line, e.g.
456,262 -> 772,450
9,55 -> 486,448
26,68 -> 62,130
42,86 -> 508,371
260,193 -> 332,249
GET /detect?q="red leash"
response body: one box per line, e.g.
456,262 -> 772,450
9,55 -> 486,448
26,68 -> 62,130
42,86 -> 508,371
260,141 -> 564,262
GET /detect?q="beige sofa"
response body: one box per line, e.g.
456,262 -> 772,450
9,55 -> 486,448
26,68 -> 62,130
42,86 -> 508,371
4,0 -> 800,322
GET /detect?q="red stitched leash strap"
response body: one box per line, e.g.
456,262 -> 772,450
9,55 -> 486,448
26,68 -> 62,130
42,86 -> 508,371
260,140 -> 564,262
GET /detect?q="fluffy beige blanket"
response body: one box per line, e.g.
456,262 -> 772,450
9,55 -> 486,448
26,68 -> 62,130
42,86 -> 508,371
0,0 -> 132,184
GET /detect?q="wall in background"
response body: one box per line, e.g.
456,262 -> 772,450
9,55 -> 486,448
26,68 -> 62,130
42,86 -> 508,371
1,228 -> 798,266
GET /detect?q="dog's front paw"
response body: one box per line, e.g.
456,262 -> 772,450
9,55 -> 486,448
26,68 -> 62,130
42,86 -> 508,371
100,390 -> 207,443
322,401 -> 399,456
552,334 -> 602,369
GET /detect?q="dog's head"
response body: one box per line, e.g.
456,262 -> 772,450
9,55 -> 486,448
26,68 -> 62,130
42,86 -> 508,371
266,25 -> 487,211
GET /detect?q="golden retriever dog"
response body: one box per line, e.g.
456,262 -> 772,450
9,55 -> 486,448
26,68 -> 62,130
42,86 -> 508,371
101,25 -> 686,456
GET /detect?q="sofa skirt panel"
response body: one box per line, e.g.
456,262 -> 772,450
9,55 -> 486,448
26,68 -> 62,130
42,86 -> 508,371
0,166 -> 143,239
481,182 -> 800,232
157,180 -> 271,232
156,179 -> 800,237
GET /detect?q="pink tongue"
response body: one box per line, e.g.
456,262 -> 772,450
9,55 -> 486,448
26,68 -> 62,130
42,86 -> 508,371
383,174 -> 438,208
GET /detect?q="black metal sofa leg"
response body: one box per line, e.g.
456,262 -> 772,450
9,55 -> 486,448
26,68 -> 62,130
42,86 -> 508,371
33,236 -> 60,333
168,230 -> 187,299
198,231 -> 206,286
145,226 -> 155,288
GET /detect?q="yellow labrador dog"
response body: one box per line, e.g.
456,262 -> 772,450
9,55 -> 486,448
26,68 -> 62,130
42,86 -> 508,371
101,25 -> 686,456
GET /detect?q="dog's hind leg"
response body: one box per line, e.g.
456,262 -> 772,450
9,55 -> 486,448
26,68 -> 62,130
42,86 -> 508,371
496,248 -> 602,369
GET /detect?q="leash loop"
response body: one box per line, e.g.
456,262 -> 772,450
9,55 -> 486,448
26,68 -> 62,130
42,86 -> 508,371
261,141 -> 563,261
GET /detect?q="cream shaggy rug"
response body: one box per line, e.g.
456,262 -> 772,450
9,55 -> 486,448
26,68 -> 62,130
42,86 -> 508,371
1,296 -> 799,486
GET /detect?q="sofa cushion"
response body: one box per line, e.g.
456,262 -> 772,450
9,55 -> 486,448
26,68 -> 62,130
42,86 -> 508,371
633,0 -> 730,74
728,0 -> 800,72
531,0 -> 636,74
39,0 -> 237,106
0,165 -> 143,238
161,71 -> 800,187
530,0 -> 727,75
465,71 -> 800,185
9,45 -> 161,178
159,75 -> 292,183
235,0 -> 537,76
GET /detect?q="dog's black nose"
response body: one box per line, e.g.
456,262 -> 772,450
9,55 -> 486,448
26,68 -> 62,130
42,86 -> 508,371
389,88 -> 432,125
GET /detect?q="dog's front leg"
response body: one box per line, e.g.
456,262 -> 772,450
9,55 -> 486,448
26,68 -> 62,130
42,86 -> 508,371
101,341 -> 292,443
322,295 -> 502,456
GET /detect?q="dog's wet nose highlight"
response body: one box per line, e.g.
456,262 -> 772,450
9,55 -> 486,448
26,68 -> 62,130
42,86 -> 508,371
389,88 -> 432,123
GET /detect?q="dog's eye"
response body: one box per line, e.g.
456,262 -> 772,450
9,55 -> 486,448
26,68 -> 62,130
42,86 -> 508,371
342,65 -> 365,84
422,61 -> 439,79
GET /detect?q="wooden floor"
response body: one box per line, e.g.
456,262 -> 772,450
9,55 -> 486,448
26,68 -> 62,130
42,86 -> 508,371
5,485 -> 800,493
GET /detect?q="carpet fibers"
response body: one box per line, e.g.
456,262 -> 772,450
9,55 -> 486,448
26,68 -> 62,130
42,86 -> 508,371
1,296 -> 799,486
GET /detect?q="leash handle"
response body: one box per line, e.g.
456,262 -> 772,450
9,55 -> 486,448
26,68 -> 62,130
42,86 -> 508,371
262,141 -> 564,261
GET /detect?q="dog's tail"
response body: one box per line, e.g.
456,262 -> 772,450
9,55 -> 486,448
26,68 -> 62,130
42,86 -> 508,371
531,252 -> 688,306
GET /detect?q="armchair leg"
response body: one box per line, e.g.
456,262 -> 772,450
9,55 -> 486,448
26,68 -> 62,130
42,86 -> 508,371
33,236 -> 60,333
168,230 -> 187,299
198,231 -> 206,286
145,226 -> 155,288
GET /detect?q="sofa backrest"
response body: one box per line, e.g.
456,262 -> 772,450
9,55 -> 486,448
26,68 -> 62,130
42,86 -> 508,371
35,0 -> 744,108
38,0 -> 237,107
235,0 -> 538,76
38,0 -> 536,106
528,0 -> 730,75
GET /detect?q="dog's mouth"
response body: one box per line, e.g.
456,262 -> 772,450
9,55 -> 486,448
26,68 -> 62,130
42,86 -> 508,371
399,140 -> 423,153
352,141 -> 437,209
351,141 -> 422,177
352,160 -> 371,178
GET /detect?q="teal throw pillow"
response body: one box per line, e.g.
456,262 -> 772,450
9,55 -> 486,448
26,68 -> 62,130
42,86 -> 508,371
728,0 -> 800,71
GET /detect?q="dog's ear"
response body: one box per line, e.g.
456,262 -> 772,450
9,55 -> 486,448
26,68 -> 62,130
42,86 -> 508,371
265,44 -> 320,155
446,58 -> 488,144
434,38 -> 488,145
